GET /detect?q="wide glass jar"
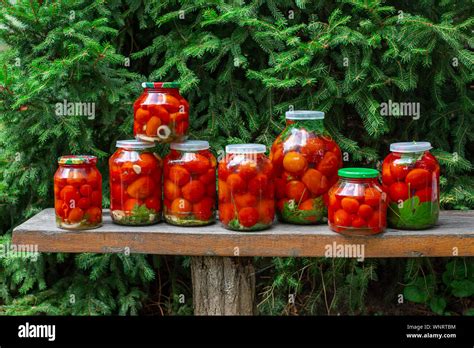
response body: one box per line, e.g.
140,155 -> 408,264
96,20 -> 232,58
54,155 -> 102,230
270,110 -> 342,224
383,142 -> 440,229
218,144 -> 274,231
133,82 -> 189,143
328,168 -> 387,235
109,140 -> 162,225
163,140 -> 216,226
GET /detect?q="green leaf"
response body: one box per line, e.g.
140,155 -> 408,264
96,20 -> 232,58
388,196 -> 439,229
280,196 -> 326,224
450,280 -> 474,298
404,284 -> 429,303
429,296 -> 446,315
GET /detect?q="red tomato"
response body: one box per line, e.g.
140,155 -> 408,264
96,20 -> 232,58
275,178 -> 286,199
405,168 -> 431,190
79,184 -> 93,197
226,174 -> 246,193
145,197 -> 161,211
415,187 -> 433,203
238,207 -> 259,227
218,162 -> 230,181
238,162 -> 258,180
248,174 -> 269,196
120,162 -> 140,184
352,216 -> 367,228
219,203 -> 235,225
298,199 -> 317,222
388,182 -> 409,202
285,180 -> 309,202
199,169 -> 216,186
124,198 -> 142,212
183,154 -> 210,175
135,108 -> 151,123
85,206 -> 102,223
181,181 -> 205,203
90,190 -> 102,207
55,199 -> 67,218
169,166 -> 191,186
329,194 -> 341,211
341,197 -> 360,214
257,199 -> 275,224
78,197 -> 91,210
301,138 -> 325,163
193,197 -> 214,221
234,193 -> 257,209
390,161 -> 410,180
127,176 -> 156,199
382,162 -> 394,185
364,187 -> 382,207
358,204 -> 374,220
137,153 -> 159,174
68,208 -> 84,223
218,180 -> 231,203
334,209 -> 351,227
317,151 -> 339,177
164,180 -> 181,201
301,169 -> 323,195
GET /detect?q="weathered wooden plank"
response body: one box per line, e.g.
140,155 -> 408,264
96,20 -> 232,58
12,209 -> 474,257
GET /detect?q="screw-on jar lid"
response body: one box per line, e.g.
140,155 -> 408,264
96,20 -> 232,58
285,110 -> 325,120
141,82 -> 180,89
338,168 -> 379,179
170,140 -> 209,151
116,139 -> 155,149
390,141 -> 432,153
225,144 -> 266,154
58,155 -> 97,165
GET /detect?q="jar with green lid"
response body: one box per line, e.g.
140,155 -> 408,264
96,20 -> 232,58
328,168 -> 387,236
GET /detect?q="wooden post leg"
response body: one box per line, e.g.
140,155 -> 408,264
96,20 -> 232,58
191,256 -> 256,315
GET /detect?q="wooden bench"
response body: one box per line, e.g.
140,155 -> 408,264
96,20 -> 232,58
12,209 -> 474,315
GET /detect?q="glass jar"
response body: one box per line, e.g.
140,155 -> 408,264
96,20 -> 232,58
163,140 -> 216,226
270,110 -> 343,224
109,140 -> 162,225
133,82 -> 189,143
383,142 -> 440,229
54,155 -> 102,230
218,144 -> 274,231
328,168 -> 387,235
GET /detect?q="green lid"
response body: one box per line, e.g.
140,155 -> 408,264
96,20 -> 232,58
141,82 -> 180,89
338,168 -> 379,178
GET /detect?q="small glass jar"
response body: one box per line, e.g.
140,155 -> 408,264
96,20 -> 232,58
218,144 -> 274,231
54,155 -> 102,230
270,110 -> 342,224
163,140 -> 216,226
383,142 -> 440,229
328,168 -> 387,235
133,82 -> 189,143
109,140 -> 162,225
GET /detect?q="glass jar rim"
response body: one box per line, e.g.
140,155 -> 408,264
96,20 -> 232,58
141,82 -> 180,89
285,110 -> 324,120
170,140 -> 209,151
338,168 -> 379,179
225,144 -> 266,154
116,139 -> 155,149
58,155 -> 97,165
390,141 -> 432,153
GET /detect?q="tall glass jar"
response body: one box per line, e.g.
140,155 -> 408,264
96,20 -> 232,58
133,82 -> 189,143
163,140 -> 216,226
109,140 -> 162,225
270,110 -> 342,224
218,144 -> 274,231
383,142 -> 440,229
328,168 -> 387,235
54,155 -> 102,230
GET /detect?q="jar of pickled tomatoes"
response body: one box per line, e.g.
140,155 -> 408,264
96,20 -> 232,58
54,155 -> 102,230
133,82 -> 189,143
270,110 -> 342,224
328,168 -> 387,235
163,140 -> 216,226
383,142 -> 440,229
109,140 -> 162,225
218,144 -> 274,231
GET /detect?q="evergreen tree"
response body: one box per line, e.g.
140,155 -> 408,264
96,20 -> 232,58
0,0 -> 472,315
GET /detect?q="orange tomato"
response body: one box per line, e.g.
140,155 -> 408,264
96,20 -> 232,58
382,162 -> 394,185
226,173 -> 246,193
169,166 -> 191,186
137,153 -> 159,173
164,180 -> 181,201
283,152 -> 307,174
145,116 -> 161,137
301,168 -> 323,195
181,181 -> 205,203
238,207 -> 259,227
358,204 -> 374,220
257,199 -> 275,224
285,180 -> 309,202
234,193 -> 257,209
123,198 -> 142,211
55,199 -> 67,218
218,180 -> 231,203
405,169 -> 431,190
334,209 -> 351,227
170,198 -> 192,217
68,207 -> 84,223
127,176 -> 156,199
317,151 -> 339,177
218,161 -> 231,181
135,108 -> 151,123
329,194 -> 341,210
341,197 -> 360,214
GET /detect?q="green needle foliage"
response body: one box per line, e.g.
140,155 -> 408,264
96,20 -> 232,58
0,0 -> 472,315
